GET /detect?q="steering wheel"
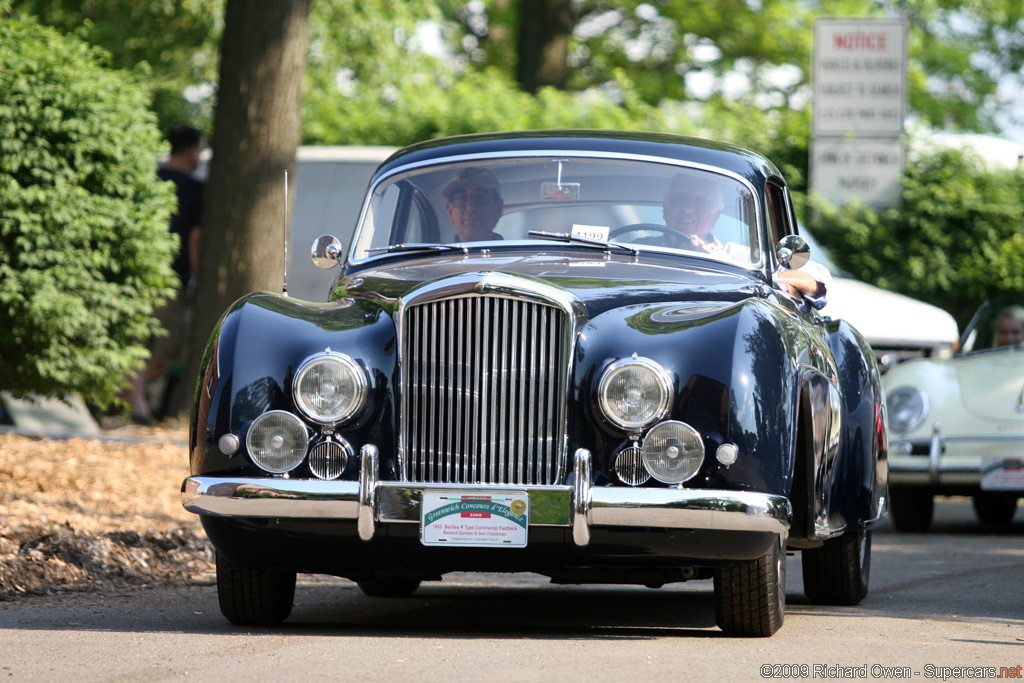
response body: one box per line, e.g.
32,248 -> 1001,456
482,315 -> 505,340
609,223 -> 692,248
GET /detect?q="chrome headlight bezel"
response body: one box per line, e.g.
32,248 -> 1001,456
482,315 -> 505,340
292,352 -> 369,425
886,386 -> 929,433
245,410 -> 311,474
597,356 -> 673,431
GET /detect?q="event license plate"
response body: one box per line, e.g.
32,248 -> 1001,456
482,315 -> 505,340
980,457 -> 1024,490
420,491 -> 529,548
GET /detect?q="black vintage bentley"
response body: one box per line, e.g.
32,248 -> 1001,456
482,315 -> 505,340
182,131 -> 887,637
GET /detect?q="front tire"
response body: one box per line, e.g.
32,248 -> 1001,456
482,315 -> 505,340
216,551 -> 296,626
801,528 -> 871,605
972,494 -> 1018,528
714,537 -> 785,637
889,486 -> 934,532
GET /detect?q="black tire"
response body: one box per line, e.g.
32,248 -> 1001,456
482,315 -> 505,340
801,528 -> 871,605
888,486 -> 934,532
972,493 -> 1019,528
714,537 -> 785,637
357,578 -> 421,598
216,551 -> 296,626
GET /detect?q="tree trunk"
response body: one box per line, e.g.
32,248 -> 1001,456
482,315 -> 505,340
516,0 -> 571,93
176,0 -> 311,416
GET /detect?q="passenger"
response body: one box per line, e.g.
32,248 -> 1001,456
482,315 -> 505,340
442,168 -> 504,241
663,173 -> 830,310
993,305 -> 1024,347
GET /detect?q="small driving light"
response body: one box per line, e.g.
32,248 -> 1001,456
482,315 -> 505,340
218,433 -> 240,456
716,443 -> 739,467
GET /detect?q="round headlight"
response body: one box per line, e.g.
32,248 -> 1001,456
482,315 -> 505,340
598,357 -> 672,430
246,410 -> 309,473
292,353 -> 368,424
642,420 -> 704,484
887,386 -> 928,433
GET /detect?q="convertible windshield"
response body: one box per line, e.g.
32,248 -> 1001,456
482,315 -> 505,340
960,299 -> 1024,353
350,157 -> 761,265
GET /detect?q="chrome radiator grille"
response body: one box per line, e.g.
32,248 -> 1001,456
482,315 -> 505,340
400,295 -> 570,485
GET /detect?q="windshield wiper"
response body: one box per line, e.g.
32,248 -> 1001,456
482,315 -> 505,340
528,230 -> 640,256
367,242 -> 469,255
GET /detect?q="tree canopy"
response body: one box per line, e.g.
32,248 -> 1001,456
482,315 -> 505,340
12,1 -> 1024,147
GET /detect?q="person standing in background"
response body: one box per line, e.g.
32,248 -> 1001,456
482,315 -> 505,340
121,125 -> 204,423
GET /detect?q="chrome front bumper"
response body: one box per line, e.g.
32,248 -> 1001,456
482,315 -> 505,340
182,447 -> 791,547
889,423 -> 1024,486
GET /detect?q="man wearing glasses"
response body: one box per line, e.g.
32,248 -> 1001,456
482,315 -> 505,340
442,167 -> 505,242
663,173 -> 830,312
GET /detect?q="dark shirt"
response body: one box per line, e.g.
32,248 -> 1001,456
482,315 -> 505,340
157,167 -> 203,283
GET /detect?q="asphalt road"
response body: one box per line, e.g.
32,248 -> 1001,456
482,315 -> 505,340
2,498 -> 1022,682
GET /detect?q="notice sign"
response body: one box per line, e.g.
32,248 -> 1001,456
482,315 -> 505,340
813,18 -> 907,136
421,491 -> 529,547
810,137 -> 904,208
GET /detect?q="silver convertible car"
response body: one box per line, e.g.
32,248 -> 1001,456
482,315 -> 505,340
885,298 -> 1024,531
182,131 -> 888,637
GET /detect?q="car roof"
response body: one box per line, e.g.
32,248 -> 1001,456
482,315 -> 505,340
374,130 -> 782,191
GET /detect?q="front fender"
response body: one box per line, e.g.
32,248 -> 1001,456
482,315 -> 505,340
574,298 -> 834,498
189,292 -> 396,478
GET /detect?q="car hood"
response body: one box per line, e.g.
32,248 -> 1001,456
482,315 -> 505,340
821,277 -> 958,348
955,349 -> 1024,420
340,251 -> 763,315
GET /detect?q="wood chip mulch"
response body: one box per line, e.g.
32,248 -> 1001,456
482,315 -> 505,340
0,419 -> 215,599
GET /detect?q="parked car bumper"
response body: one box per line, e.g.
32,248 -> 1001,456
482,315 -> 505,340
889,427 -> 1024,492
182,447 -> 791,548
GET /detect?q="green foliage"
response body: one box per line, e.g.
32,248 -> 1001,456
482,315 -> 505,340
808,145 -> 1024,327
0,18 -> 178,406
447,0 -> 1024,137
7,0 -> 223,134
305,66 -> 685,147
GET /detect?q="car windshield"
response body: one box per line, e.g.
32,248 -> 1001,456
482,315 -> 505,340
960,299 -> 1024,353
350,157 -> 761,265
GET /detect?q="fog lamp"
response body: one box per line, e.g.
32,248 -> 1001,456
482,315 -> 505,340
246,410 -> 309,473
642,420 -> 704,484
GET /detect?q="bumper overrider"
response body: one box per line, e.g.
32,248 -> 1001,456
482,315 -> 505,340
182,447 -> 791,547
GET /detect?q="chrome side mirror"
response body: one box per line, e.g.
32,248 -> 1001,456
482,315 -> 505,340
776,234 -> 810,270
311,235 -> 342,270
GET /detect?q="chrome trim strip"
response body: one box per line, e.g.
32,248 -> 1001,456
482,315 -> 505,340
573,448 -> 593,547
358,444 -> 378,541
183,476 -> 790,538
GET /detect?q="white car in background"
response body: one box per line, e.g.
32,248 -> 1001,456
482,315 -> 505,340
801,228 -> 958,370
884,298 -> 1024,531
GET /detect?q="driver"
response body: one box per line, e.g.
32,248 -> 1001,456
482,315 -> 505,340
442,167 -> 504,241
663,173 -> 830,311
994,305 -> 1024,347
